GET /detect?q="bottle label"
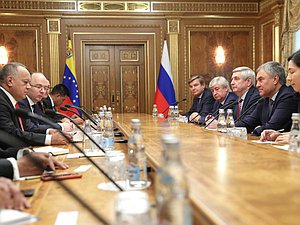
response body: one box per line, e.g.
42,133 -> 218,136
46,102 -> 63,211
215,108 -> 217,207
128,163 -> 140,181
103,137 -> 114,148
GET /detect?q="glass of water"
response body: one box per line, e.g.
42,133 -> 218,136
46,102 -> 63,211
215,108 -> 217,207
115,191 -> 152,225
105,151 -> 126,183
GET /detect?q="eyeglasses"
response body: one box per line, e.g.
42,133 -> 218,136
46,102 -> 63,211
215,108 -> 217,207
30,84 -> 50,91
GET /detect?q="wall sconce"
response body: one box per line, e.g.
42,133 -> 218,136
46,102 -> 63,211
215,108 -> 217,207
0,46 -> 8,65
215,46 -> 225,64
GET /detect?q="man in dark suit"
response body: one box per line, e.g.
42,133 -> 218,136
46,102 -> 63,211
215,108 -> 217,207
183,75 -> 215,124
236,61 -> 298,135
0,62 -> 70,148
19,72 -> 72,133
231,66 -> 261,120
205,76 -> 238,128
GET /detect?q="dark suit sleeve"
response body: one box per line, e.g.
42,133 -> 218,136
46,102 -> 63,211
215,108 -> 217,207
0,98 -> 46,147
0,159 -> 14,179
184,97 -> 198,118
198,93 -> 215,124
0,147 -> 19,159
253,92 -> 298,135
235,103 -> 262,133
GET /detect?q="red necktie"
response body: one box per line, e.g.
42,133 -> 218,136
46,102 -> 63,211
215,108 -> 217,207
237,99 -> 243,118
15,103 -> 24,131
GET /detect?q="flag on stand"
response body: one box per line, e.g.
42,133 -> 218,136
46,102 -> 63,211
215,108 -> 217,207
60,40 -> 81,116
154,40 -> 176,118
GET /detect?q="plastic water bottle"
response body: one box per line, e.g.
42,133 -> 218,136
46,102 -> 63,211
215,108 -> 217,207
289,113 -> 300,152
226,109 -> 235,128
152,104 -> 158,117
174,105 -> 179,120
127,119 -> 148,188
103,111 -> 114,151
217,108 -> 227,133
156,134 -> 192,225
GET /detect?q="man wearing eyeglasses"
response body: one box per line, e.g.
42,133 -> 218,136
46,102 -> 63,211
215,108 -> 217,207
18,72 -> 73,133
0,63 -> 70,148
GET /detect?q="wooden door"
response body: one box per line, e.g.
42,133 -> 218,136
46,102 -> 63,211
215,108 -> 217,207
84,44 -> 145,113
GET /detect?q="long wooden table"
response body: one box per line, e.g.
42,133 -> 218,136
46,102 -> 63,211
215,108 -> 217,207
114,113 -> 300,225
20,113 -> 300,225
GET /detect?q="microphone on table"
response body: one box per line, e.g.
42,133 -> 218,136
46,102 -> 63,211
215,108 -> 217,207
15,108 -> 123,192
234,97 -> 264,123
204,100 -> 239,128
45,109 -> 105,154
161,98 -> 187,115
60,106 -> 85,121
65,104 -> 98,126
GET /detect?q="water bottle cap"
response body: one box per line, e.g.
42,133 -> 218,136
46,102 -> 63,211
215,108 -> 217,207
131,118 -> 141,126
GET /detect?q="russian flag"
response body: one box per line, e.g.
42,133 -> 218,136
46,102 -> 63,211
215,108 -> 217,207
154,40 -> 176,118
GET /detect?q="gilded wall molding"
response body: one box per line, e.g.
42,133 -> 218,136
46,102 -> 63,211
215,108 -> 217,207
0,1 -> 258,14
183,24 -> 256,108
0,23 -> 43,72
0,0 -> 76,11
152,2 -> 258,13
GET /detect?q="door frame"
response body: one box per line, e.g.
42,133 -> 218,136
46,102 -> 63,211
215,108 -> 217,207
72,32 -> 157,114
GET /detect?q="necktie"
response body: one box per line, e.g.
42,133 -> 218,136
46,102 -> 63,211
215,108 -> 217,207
197,98 -> 202,112
236,99 -> 243,118
269,99 -> 274,117
15,103 -> 24,131
32,104 -> 38,113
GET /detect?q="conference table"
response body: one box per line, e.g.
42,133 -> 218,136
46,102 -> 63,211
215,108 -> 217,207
20,113 -> 300,225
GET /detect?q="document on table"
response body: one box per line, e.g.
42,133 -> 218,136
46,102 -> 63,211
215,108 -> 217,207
252,140 -> 274,144
0,209 -> 38,225
33,146 -> 69,156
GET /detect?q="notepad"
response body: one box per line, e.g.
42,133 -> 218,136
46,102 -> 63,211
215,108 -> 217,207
0,209 -> 38,225
33,146 -> 69,156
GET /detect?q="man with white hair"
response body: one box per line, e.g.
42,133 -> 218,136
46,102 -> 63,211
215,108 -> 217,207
236,61 -> 298,135
205,76 -> 238,128
231,66 -> 260,120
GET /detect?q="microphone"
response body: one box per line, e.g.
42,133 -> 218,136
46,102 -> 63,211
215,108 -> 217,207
60,106 -> 85,121
204,100 -> 238,128
65,104 -> 98,126
234,97 -> 264,123
45,109 -> 105,154
15,108 -> 124,192
161,98 -> 187,115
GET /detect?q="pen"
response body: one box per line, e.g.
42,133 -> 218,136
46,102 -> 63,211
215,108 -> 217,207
18,175 -> 41,181
277,129 -> 284,133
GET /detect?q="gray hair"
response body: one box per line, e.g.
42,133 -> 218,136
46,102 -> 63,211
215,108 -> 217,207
232,66 -> 255,86
257,61 -> 286,85
0,62 -> 27,84
209,76 -> 231,91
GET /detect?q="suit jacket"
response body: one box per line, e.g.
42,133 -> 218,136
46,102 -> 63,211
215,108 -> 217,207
236,85 -> 298,135
18,98 -> 61,133
0,88 -> 46,148
211,92 -> 238,119
43,96 -> 63,122
184,88 -> 215,124
0,159 -> 14,179
237,86 -> 261,118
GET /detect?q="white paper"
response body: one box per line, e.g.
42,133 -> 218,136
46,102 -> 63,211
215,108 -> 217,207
74,165 -> 92,173
33,146 -> 69,155
251,140 -> 274,144
0,209 -> 38,225
66,151 -> 105,159
272,145 -> 289,151
54,211 -> 78,225
97,181 -> 151,192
